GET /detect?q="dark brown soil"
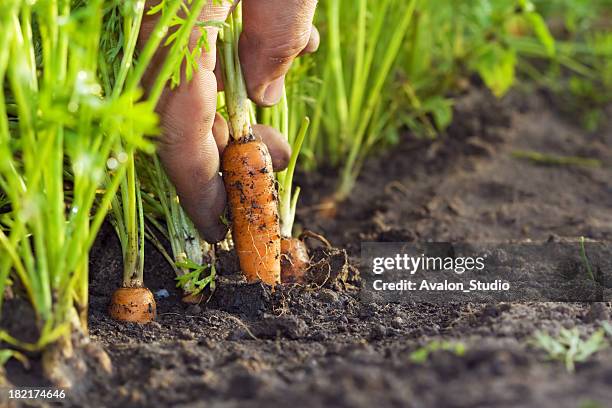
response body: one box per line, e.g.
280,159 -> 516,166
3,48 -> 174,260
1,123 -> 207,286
4,88 -> 612,408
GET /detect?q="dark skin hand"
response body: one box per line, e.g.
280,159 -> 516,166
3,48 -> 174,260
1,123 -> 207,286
139,0 -> 319,243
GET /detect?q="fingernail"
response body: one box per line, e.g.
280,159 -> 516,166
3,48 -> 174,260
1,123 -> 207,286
262,76 -> 285,106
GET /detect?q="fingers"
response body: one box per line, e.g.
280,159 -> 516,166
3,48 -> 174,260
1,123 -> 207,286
253,124 -> 291,171
240,0 -> 318,106
139,1 -> 231,243
157,69 -> 229,243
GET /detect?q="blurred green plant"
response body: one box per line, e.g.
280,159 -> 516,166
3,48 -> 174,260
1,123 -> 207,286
515,0 -> 612,130
294,0 -> 559,201
533,327 -> 608,373
579,236 -> 596,281
410,340 -> 467,364
512,150 -> 602,167
303,0 -> 419,200
603,322 -> 612,338
395,0 -> 558,136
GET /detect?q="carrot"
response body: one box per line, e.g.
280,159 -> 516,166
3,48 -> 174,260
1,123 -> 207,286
109,287 -> 156,323
222,136 -> 281,285
280,231 -> 332,284
219,6 -> 282,286
280,236 -> 309,284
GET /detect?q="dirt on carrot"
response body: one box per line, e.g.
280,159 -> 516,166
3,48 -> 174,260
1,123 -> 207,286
222,137 -> 281,286
109,287 -> 156,323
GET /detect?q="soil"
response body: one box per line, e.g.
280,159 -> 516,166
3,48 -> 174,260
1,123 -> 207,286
4,87 -> 612,408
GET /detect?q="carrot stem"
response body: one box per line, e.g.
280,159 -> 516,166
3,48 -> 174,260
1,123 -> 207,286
279,117 -> 309,237
219,3 -> 251,140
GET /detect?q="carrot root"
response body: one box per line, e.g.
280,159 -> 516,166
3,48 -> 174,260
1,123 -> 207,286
298,230 -> 332,248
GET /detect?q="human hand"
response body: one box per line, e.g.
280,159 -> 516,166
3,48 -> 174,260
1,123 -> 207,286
139,0 -> 319,243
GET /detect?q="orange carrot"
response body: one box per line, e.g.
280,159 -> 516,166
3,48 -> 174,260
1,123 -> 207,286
280,231 -> 332,284
220,6 -> 281,285
109,287 -> 156,323
280,236 -> 309,284
222,136 -> 281,285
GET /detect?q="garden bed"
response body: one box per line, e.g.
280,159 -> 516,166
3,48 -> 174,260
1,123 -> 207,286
6,88 -> 612,407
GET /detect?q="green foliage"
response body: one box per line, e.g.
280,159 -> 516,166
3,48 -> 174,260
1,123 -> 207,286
294,0 -> 562,198
603,321 -> 612,338
521,0 -> 612,130
1,0 -> 149,350
175,258 -> 216,296
138,154 -> 214,296
473,44 -> 518,97
0,0 -> 207,358
299,0 -> 419,199
410,340 -> 466,364
578,400 -> 605,408
396,0 -> 556,130
0,348 -> 28,369
533,327 -> 608,372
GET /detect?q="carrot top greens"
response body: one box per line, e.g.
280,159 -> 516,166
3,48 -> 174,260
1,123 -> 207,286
0,0 -> 209,366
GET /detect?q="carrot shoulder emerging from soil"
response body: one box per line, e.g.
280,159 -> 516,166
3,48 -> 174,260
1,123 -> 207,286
280,236 -> 310,284
280,231 -> 332,284
222,137 -> 281,285
109,287 -> 156,323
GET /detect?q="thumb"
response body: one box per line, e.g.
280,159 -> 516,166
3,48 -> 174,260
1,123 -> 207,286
239,0 -> 319,106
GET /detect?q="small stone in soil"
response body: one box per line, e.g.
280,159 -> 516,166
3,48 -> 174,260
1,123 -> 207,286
154,288 -> 170,299
227,328 -> 250,341
369,324 -> 387,340
391,316 -> 404,329
318,288 -> 340,303
252,315 -> 308,340
179,329 -> 195,340
359,304 -> 377,319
